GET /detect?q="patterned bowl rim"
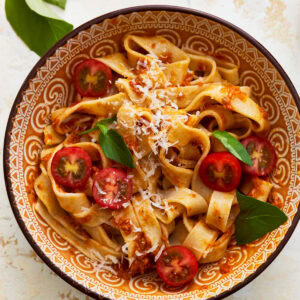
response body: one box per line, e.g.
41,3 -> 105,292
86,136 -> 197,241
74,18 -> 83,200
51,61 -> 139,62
3,5 -> 300,300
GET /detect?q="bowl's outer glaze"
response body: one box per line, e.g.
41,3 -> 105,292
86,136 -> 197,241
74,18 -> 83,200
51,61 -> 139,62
4,6 -> 300,300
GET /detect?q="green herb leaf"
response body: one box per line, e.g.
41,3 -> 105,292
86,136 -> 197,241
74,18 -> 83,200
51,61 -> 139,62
25,0 -> 64,20
79,126 -> 99,135
98,115 -> 117,126
79,115 -> 117,135
235,191 -> 288,245
44,0 -> 66,9
79,115 -> 134,168
5,0 -> 73,56
99,129 -> 135,169
212,130 -> 252,166
98,124 -> 109,135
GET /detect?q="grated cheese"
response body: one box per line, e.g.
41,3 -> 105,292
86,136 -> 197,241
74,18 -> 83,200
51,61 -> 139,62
154,244 -> 166,262
122,202 -> 129,208
130,220 -> 142,233
165,152 -> 176,164
144,162 -> 159,181
132,149 -> 143,160
135,242 -> 159,257
151,130 -> 178,155
89,250 -> 119,275
138,188 -> 169,212
95,181 -> 106,195
121,243 -> 129,255
146,53 -> 166,70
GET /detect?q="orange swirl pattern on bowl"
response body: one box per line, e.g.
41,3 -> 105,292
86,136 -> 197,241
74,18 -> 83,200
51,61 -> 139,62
4,9 -> 300,300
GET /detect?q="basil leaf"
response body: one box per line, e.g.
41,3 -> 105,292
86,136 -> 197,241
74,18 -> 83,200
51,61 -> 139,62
44,0 -> 66,9
99,129 -> 135,169
235,191 -> 288,245
79,115 -> 117,135
212,130 -> 252,166
26,0 -> 63,20
79,126 -> 99,135
79,115 -> 133,168
98,124 -> 108,135
98,115 -> 117,126
5,0 -> 73,56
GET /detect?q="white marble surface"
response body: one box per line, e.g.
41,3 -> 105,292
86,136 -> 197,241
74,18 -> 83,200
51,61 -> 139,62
0,0 -> 299,299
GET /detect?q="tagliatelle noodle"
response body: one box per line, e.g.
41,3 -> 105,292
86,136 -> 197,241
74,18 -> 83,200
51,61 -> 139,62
33,35 -> 272,276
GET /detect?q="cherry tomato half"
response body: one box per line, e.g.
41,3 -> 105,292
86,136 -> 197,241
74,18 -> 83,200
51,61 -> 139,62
156,246 -> 198,287
74,59 -> 112,97
92,168 -> 132,209
199,152 -> 242,192
241,136 -> 276,176
51,147 -> 92,188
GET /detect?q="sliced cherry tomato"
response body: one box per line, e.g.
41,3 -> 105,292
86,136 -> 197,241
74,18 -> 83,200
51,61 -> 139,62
156,246 -> 198,287
241,136 -> 276,176
199,152 -> 241,192
92,168 -> 132,209
74,59 -> 112,97
51,147 -> 92,188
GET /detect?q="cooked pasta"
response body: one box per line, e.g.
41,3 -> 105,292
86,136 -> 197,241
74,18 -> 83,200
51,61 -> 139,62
34,35 -> 275,280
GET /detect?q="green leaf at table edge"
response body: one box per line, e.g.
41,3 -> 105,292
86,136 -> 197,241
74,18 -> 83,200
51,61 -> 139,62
26,0 -> 65,20
5,0 -> 73,56
212,130 -> 253,166
99,129 -> 135,169
44,0 -> 66,9
235,191 -> 288,245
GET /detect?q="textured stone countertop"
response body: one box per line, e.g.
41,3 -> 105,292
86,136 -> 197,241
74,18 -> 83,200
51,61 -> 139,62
0,0 -> 299,299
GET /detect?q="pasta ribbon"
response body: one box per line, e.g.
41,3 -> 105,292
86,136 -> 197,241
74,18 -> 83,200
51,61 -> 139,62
33,34 -> 273,274
124,35 -> 190,85
206,190 -> 236,232
160,120 -> 210,188
35,200 -> 121,260
132,195 -> 163,252
199,225 -> 235,263
34,170 -> 87,240
240,176 -> 273,202
185,82 -> 270,133
52,93 -> 128,134
97,53 -> 135,78
155,188 -> 207,224
183,219 -> 219,260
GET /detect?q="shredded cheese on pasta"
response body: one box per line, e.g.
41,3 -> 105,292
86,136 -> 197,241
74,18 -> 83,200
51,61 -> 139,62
34,34 -> 271,278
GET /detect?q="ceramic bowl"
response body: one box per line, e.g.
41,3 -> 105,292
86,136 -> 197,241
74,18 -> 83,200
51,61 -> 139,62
3,5 -> 300,300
